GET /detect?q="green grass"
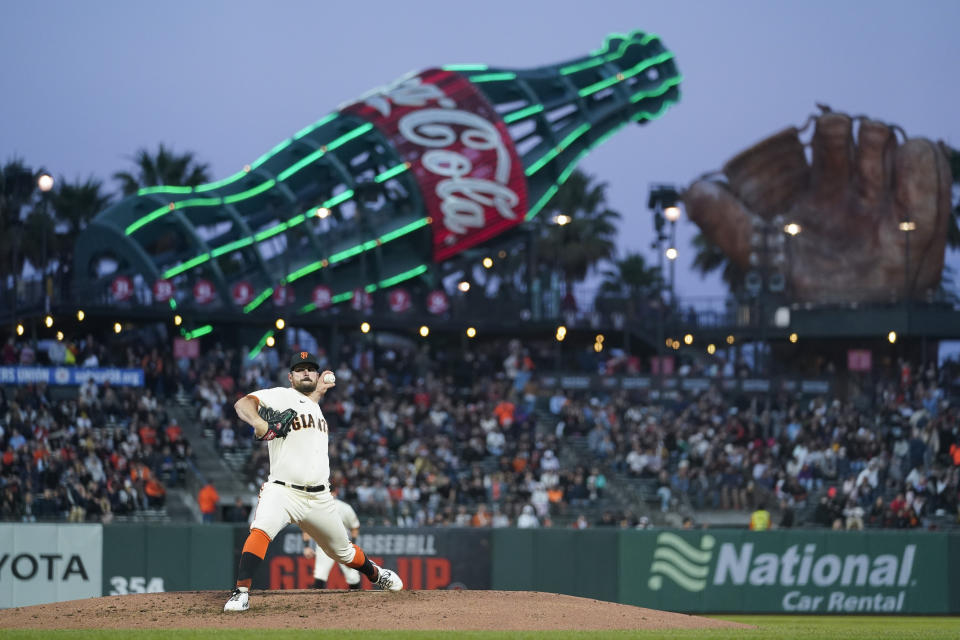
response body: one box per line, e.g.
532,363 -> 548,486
1,618 -> 958,640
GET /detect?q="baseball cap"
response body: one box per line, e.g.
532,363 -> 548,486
289,351 -> 320,370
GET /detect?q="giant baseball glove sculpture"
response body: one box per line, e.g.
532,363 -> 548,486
256,405 -> 297,441
684,108 -> 952,303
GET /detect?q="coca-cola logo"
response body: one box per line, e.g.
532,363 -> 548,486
426,290 -> 449,315
111,276 -> 133,302
343,70 -> 528,262
312,285 -> 332,310
193,279 -> 216,304
232,281 -> 254,306
388,288 -> 411,313
152,279 -> 174,302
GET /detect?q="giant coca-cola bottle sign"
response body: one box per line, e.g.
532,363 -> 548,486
342,70 -> 528,261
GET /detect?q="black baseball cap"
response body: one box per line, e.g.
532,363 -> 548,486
289,351 -> 320,370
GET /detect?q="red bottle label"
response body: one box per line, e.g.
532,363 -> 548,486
341,68 -> 528,262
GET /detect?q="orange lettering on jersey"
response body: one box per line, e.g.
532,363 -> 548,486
307,414 -> 316,429
319,418 -> 328,433
291,416 -> 302,431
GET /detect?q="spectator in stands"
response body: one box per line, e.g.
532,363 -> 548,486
198,483 -> 220,523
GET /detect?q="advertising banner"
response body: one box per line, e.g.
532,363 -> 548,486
0,366 -> 144,387
251,525 -> 491,590
0,524 -> 102,608
620,530 -> 949,614
341,69 -> 528,262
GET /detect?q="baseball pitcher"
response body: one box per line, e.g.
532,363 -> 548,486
301,491 -> 362,589
224,351 -> 402,612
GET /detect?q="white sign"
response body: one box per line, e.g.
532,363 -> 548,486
0,523 -> 103,607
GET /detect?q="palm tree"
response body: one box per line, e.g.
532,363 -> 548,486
690,231 -> 743,292
52,176 -> 112,236
1,160 -> 38,276
113,143 -> 211,195
538,170 -> 621,308
595,252 -> 663,316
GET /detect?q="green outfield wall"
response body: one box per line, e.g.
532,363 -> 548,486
101,524 -> 234,596
3,523 -> 955,613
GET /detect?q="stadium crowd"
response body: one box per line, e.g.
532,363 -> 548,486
1,334 -> 192,522
3,328 -> 960,530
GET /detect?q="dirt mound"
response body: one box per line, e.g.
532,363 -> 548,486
0,590 -> 748,631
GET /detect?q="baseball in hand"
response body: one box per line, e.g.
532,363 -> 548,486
322,372 -> 336,384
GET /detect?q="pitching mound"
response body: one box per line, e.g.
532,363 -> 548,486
0,590 -> 748,631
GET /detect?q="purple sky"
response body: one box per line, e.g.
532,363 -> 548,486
3,0 -> 959,301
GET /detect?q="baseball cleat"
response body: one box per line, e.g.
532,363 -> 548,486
223,588 -> 249,611
373,566 -> 403,591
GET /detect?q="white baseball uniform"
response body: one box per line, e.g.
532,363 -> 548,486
310,498 -> 362,585
246,386 -> 356,567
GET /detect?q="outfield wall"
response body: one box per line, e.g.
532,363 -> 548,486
2,523 -> 958,614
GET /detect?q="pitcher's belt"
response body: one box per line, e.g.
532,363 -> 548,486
272,480 -> 326,492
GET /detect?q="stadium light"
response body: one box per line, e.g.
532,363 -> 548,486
482,257 -> 493,269
707,343 -> 716,355
419,325 -> 430,337
789,333 -> 798,343
113,322 -> 122,334
888,331 -> 897,344
595,334 -> 604,343
174,314 -> 183,326
360,322 -> 371,334
44,315 -> 53,328
663,205 -> 681,223
457,281 -> 470,293
56,331 -> 64,341
553,214 -> 571,226
672,340 -> 680,350
266,335 -> 276,347
37,173 -> 54,192
76,310 -> 85,322
275,318 -> 286,330
555,325 -> 567,342
466,327 -> 477,338
665,247 -> 678,261
683,333 -> 693,345
16,323 -> 24,336
726,335 -> 735,345
784,222 -> 802,236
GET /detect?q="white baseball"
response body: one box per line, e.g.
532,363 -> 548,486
322,372 -> 336,384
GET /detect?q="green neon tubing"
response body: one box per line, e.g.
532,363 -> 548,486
442,64 -> 488,71
375,163 -> 409,183
163,253 -> 210,279
247,329 -> 275,360
183,325 -> 213,340
525,123 -> 591,177
137,185 -> 192,196
468,72 -> 517,83
502,104 -> 544,124
211,237 -> 254,258
127,122 -> 370,232
579,51 -> 675,98
294,113 -> 337,141
194,171 -> 247,193
297,264 -> 428,314
525,98 -> 678,222
243,287 -> 273,314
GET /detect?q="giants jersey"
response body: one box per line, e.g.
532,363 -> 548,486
247,386 -> 329,487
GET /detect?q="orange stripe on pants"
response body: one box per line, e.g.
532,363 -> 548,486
345,543 -> 366,569
242,528 -> 271,559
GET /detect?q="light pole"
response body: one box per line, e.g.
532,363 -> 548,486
37,172 -> 55,313
648,185 -> 681,361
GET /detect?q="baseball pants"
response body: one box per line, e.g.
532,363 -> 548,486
251,483 -> 357,565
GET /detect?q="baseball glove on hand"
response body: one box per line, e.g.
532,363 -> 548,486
257,406 -> 297,441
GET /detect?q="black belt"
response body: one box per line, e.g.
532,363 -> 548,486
273,480 -> 326,492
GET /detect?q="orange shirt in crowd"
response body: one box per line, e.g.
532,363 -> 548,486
198,484 -> 220,515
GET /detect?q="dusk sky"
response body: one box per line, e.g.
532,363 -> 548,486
3,0 -> 958,302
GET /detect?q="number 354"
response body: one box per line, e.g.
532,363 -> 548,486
109,576 -> 165,595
